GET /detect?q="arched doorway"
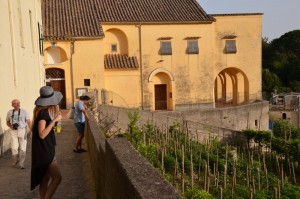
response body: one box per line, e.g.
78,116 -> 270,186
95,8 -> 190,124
46,68 -> 66,109
148,69 -> 174,111
214,67 -> 249,107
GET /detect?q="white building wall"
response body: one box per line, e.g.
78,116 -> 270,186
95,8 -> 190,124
0,0 -> 44,154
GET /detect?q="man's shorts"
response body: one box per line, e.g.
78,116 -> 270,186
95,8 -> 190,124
74,122 -> 85,135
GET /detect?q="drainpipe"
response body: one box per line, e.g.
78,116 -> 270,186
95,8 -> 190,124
70,42 -> 75,108
138,23 -> 144,110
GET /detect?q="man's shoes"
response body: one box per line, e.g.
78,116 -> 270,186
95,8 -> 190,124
12,161 -> 19,167
73,149 -> 82,153
20,166 -> 25,169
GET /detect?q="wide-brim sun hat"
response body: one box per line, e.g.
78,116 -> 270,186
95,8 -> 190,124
35,86 -> 63,106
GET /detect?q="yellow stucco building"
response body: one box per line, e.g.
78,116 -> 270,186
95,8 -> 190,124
0,0 -> 44,152
42,0 -> 262,111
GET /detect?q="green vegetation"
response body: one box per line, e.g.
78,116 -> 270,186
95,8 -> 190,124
121,110 -> 300,199
262,30 -> 300,99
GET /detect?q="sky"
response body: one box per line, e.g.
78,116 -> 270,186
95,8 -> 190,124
198,0 -> 300,41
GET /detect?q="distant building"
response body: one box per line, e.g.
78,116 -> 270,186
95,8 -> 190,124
42,0 -> 263,111
0,0 -> 44,153
270,92 -> 300,128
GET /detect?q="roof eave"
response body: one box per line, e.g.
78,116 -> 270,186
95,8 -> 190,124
44,36 -> 104,42
101,21 -> 214,25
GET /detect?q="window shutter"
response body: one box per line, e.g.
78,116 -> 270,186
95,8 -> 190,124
225,40 -> 237,53
160,41 -> 172,55
188,40 -> 199,54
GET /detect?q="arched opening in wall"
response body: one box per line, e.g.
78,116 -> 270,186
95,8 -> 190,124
46,68 -> 66,109
282,113 -> 287,120
104,28 -> 128,55
149,69 -> 174,111
45,47 -> 68,64
214,67 -> 249,108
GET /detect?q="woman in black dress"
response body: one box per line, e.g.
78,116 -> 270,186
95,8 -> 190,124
31,86 -> 63,199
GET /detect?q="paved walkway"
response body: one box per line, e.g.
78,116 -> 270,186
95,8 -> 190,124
0,110 -> 96,199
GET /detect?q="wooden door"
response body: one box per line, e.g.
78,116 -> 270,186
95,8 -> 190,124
155,84 -> 167,110
49,80 -> 66,109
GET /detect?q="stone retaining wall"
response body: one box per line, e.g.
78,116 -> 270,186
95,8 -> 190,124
85,112 -> 182,199
93,101 -> 269,143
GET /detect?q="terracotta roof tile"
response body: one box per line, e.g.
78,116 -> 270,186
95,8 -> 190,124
94,0 -> 214,23
43,0 -> 214,40
184,36 -> 201,40
43,0 -> 104,40
104,54 -> 139,69
158,37 -> 173,40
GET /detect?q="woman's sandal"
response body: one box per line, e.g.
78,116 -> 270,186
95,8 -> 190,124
73,149 -> 82,153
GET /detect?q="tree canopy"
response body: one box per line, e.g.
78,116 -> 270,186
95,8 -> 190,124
262,30 -> 300,99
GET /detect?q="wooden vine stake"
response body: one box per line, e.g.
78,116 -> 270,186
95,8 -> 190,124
204,160 -> 207,191
206,149 -> 210,193
220,187 -> 223,199
174,141 -> 178,178
246,165 -> 250,188
288,158 -> 292,177
252,176 -> 256,195
292,162 -> 296,184
281,163 -> 284,188
217,171 -> 220,189
224,144 -> 228,189
207,161 -> 210,193
142,129 -> 146,145
190,144 -> 194,188
233,159 -> 237,187
214,163 -> 217,186
276,155 -> 280,173
161,146 -> 165,176
263,155 -> 269,191
198,144 -> 202,181
278,179 -> 281,198
257,167 -> 261,191
181,145 -> 185,194
274,187 -> 278,199
231,159 -> 236,199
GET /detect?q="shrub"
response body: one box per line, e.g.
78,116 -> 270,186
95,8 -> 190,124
281,184 -> 300,199
184,188 -> 215,199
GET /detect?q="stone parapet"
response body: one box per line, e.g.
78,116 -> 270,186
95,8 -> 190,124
86,112 -> 182,199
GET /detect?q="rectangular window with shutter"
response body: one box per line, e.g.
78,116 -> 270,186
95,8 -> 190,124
225,40 -> 237,53
160,41 -> 172,55
187,40 -> 199,54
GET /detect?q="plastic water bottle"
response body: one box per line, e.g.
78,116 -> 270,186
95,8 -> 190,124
55,120 -> 62,134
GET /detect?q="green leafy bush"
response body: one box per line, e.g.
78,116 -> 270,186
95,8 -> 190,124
164,153 -> 176,173
281,184 -> 300,199
137,143 -> 159,167
184,188 -> 215,199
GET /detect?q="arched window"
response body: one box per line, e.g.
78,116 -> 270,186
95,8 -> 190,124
282,113 -> 287,120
